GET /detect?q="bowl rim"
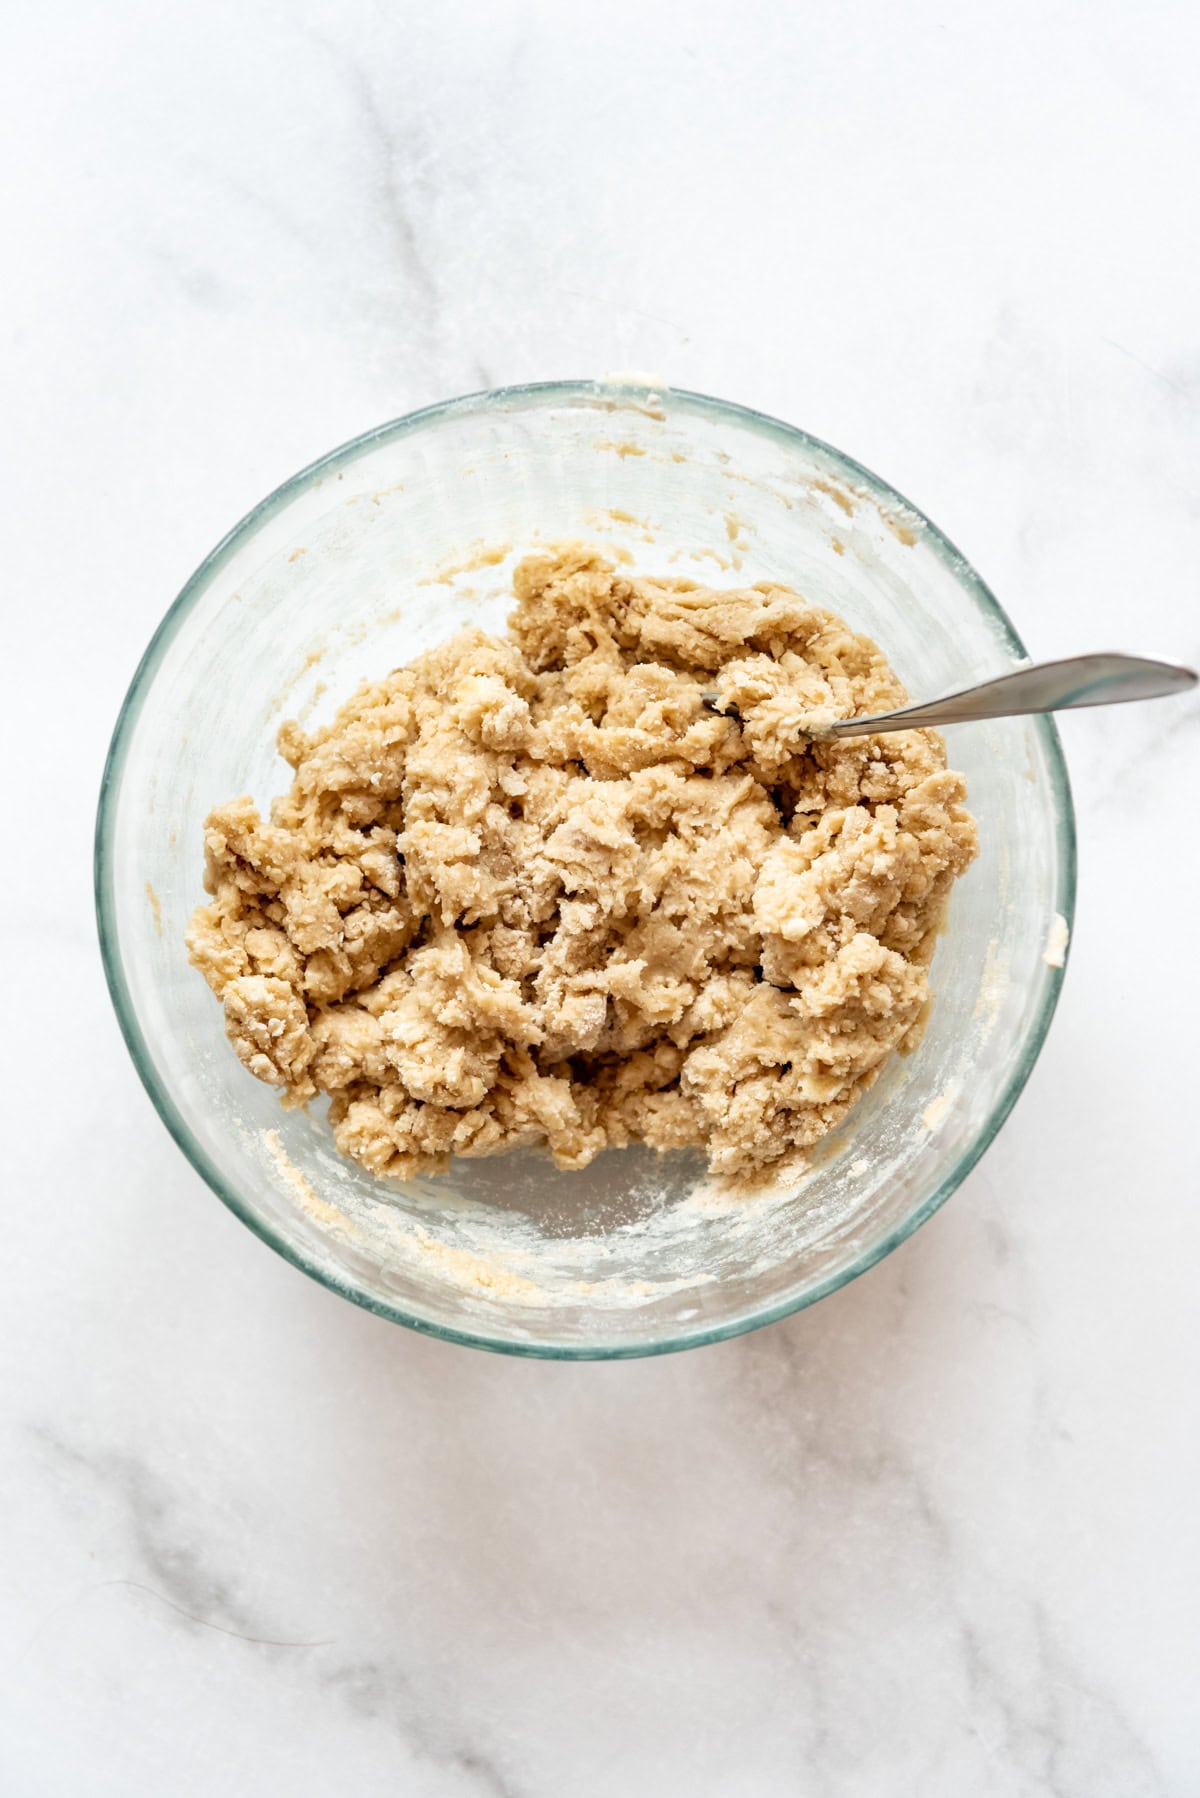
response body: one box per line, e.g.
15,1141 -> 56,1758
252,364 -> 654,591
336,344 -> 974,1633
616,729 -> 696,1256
94,378 -> 1077,1360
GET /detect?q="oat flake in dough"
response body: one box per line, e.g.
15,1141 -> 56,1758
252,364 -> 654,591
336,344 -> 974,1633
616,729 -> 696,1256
187,546 -> 978,1180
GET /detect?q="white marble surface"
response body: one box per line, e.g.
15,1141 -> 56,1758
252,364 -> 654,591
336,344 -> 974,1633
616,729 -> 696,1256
3,2 -> 1199,1792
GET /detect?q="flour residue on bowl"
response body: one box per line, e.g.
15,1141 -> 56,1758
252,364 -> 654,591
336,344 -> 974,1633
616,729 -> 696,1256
922,1082 -> 961,1132
1043,912 -> 1070,968
264,1129 -> 357,1235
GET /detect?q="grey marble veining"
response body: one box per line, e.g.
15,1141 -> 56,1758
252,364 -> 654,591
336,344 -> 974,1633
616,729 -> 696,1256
2,1 -> 1198,1792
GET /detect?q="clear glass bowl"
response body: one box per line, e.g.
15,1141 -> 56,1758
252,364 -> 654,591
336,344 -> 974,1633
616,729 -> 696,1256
96,381 -> 1075,1358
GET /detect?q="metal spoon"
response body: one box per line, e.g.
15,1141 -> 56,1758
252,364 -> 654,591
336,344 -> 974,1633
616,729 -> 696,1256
701,653 -> 1197,740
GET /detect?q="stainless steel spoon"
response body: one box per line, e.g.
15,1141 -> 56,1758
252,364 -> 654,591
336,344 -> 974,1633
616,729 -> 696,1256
701,653 -> 1197,739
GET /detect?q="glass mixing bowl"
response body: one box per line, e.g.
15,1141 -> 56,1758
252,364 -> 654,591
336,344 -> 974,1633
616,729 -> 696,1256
96,381 -> 1075,1358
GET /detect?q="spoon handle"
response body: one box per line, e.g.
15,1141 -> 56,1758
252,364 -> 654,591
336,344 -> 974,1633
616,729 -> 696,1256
827,653 -> 1198,739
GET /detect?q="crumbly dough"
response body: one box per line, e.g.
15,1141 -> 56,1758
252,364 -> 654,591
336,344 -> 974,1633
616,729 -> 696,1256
187,547 -> 977,1180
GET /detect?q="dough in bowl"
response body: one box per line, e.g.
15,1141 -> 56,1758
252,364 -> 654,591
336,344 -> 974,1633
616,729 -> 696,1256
187,546 -> 977,1180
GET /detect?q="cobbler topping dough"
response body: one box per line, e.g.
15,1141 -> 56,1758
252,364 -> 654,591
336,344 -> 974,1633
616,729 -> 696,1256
187,547 -> 977,1180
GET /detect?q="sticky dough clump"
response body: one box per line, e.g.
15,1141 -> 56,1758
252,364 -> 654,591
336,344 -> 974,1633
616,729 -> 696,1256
187,546 -> 978,1180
